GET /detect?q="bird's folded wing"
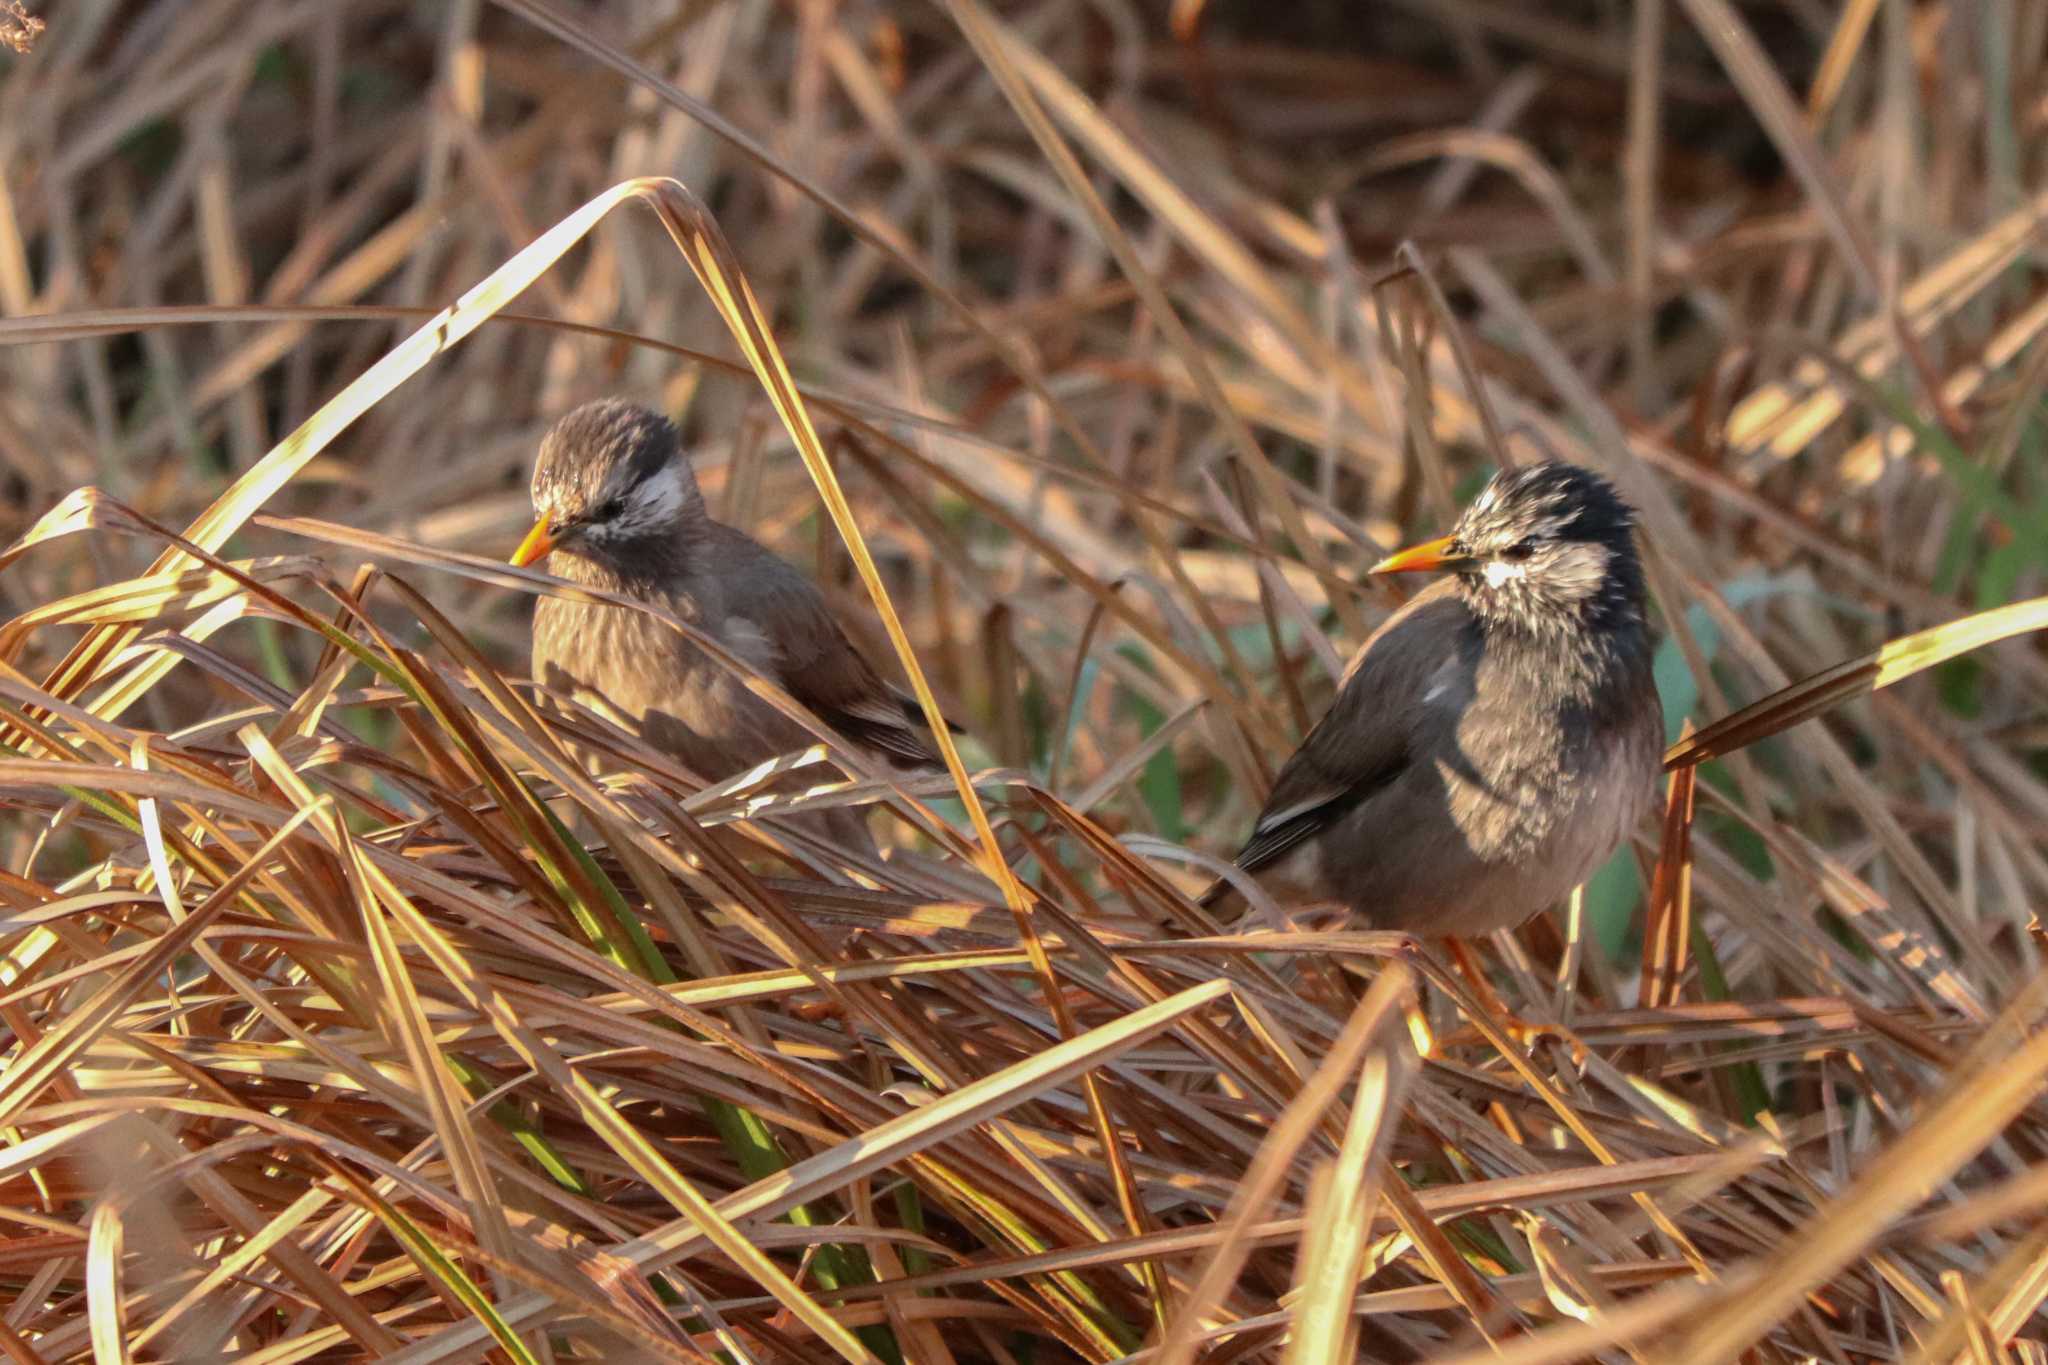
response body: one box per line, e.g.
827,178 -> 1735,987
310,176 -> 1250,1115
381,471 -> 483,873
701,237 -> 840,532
812,688 -> 944,766
771,618 -> 941,768
1229,583 -> 1471,876
1230,723 -> 1405,874
715,534 -> 943,769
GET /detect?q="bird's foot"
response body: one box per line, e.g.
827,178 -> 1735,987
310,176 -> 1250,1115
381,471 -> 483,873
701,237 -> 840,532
1435,937 -> 1588,1065
1437,1013 -> 1590,1068
1382,931 -> 1428,963
1500,1018 -> 1590,1068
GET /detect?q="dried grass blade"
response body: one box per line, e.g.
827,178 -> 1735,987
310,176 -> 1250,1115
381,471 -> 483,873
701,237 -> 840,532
0,485 -> 112,576
319,593 -> 887,1299
0,800 -> 321,1127
240,725 -> 524,1302
1429,1273 -> 1732,1365
729,1152 -> 1747,1301
948,0 -> 1369,647
125,1155 -> 403,1358
1675,0 -> 1878,293
393,980 -> 1233,1362
85,1199 -> 128,1365
1665,1004 -> 2048,1359
35,178 -> 653,717
1674,0 -> 1954,430
974,5 -> 1391,480
319,1163 -> 541,1365
1806,0 -> 1881,117
338,857 -> 886,1365
635,178 -> 1015,889
1640,760 -> 1697,1010
1152,965 -> 1414,1365
1282,997 -> 1416,1362
427,1238 -> 711,1365
1667,595 -> 2048,769
1984,1240 -> 2048,1359
1407,950 -> 1716,1279
706,978 -> 1234,1233
487,0 -> 1127,502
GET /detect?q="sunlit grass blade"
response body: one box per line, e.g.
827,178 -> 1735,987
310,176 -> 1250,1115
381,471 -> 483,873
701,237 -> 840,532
1667,594 -> 2048,768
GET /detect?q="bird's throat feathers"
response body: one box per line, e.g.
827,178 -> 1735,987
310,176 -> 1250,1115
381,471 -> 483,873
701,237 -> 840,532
1456,541 -> 1650,700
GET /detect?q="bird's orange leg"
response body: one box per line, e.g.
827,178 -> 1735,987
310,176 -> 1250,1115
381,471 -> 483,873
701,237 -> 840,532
1443,935 -> 1588,1064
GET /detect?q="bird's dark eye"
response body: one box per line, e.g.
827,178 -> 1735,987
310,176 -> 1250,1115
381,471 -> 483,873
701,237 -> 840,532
1502,540 -> 1536,561
594,497 -> 625,522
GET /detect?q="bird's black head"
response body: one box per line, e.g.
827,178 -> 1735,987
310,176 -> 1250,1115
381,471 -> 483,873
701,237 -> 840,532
1375,462 -> 1646,636
512,400 -> 704,576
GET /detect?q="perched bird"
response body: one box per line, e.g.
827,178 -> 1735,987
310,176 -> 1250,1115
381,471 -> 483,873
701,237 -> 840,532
1207,462 -> 1662,939
510,399 -> 943,850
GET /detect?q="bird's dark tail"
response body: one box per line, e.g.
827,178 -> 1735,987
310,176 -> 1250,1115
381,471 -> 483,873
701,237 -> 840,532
893,689 -> 968,737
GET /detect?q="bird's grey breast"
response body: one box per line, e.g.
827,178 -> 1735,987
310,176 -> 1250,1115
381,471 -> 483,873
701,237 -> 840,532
1432,636 -> 1656,871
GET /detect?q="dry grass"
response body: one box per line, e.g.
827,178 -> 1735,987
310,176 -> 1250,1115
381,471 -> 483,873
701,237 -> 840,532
3,2 -> 2048,1361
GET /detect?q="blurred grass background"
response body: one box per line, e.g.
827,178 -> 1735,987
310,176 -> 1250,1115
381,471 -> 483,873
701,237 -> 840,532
3,1 -> 2048,1361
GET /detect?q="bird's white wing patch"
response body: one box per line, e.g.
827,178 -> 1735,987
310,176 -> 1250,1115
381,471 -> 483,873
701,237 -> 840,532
719,617 -> 777,671
1421,658 -> 1460,705
839,695 -> 910,726
1254,790 -> 1343,836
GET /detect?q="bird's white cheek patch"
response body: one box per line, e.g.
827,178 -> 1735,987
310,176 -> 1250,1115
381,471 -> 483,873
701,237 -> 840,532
1481,559 -> 1527,589
613,464 -> 689,536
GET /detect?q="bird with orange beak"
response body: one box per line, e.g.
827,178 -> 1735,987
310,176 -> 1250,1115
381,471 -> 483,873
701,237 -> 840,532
511,399 -> 947,853
1206,462 -> 1663,944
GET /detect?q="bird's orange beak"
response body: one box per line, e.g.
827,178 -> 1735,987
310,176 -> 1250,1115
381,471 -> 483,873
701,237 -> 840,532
509,519 -> 557,568
1370,533 -> 1465,575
